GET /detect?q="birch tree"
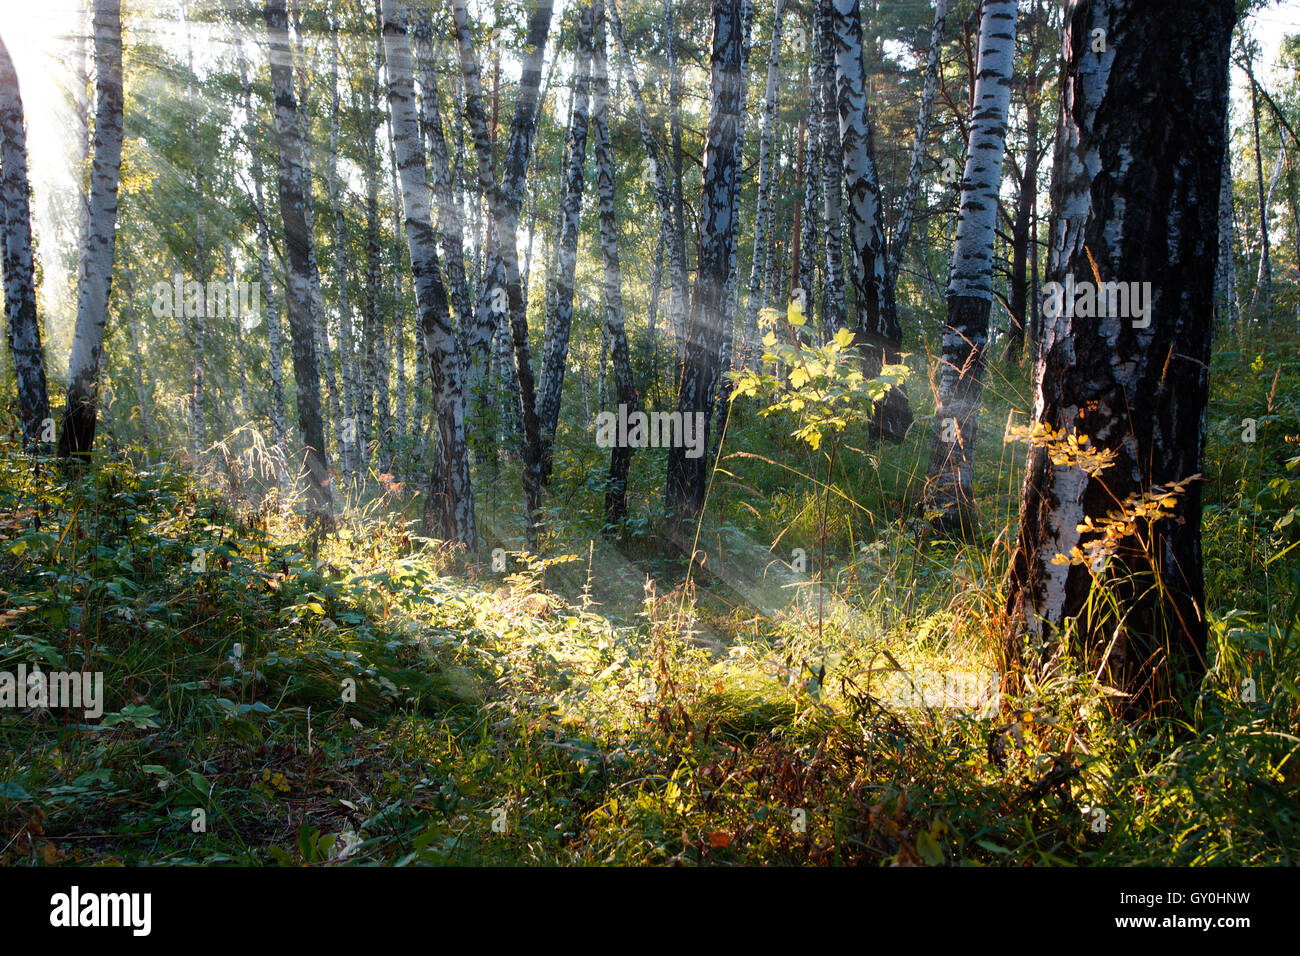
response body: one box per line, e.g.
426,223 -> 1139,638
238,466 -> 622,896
666,0 -> 743,519
236,36 -> 288,484
608,0 -> 677,339
411,9 -> 473,359
1005,0 -> 1235,714
742,0 -> 786,365
1248,64 -> 1272,319
719,0 -> 754,388
813,2 -> 844,338
795,53 -> 821,340
665,0 -> 689,352
362,41 -> 383,467
0,35 -> 50,452
889,0 -> 947,292
58,0 -> 123,460
828,0 -> 913,444
183,2 -> 207,453
327,10 -> 359,482
590,2 -> 638,527
1215,110 -> 1240,331
264,0 -> 332,518
923,0 -> 1018,534
291,3 -> 338,460
451,0 -> 553,544
538,3 -> 596,479
381,0 -> 475,545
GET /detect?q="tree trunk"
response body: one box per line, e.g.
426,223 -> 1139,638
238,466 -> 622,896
237,38 -> 288,487
590,2 -> 638,528
742,0 -> 786,366
828,0 -> 912,444
58,0 -> 123,461
1215,109 -> 1240,333
184,4 -> 207,454
666,0 -> 690,355
388,113 -> 407,452
889,0 -> 947,291
451,0 -> 553,546
381,0 -> 475,545
922,0 -> 1018,535
327,12 -> 358,483
120,256 -> 150,441
362,44 -> 382,469
292,2 -> 339,465
1005,71 -> 1040,364
719,0 -> 754,393
665,0 -> 743,520
1255,141 -> 1284,310
264,0 -> 333,519
538,3 -> 596,480
608,0 -> 677,349
1249,72 -> 1272,321
1005,0 -> 1235,716
411,9 -> 474,392
0,35 -> 51,453
813,3 -> 845,339
796,54 -> 822,341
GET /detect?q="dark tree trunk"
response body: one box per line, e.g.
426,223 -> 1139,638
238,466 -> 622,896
1005,0 -> 1235,717
665,0 -> 743,520
591,2 -> 639,528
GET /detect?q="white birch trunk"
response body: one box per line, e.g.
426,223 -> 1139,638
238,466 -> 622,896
0,34 -> 51,451
923,0 -> 1018,532
381,0 -> 475,544
58,0 -> 123,460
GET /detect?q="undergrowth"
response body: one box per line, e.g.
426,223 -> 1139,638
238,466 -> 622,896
1,416 -> 1296,864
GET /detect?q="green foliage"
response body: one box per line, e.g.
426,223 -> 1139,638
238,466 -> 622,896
2,371 -> 1297,865
732,315 -> 909,453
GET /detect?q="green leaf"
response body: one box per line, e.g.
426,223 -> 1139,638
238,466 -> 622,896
0,781 -> 32,800
917,829 -> 944,866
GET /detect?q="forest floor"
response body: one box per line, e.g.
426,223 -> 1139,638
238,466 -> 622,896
1,336 -> 1299,865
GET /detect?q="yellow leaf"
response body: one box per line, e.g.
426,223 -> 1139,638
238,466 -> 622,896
832,328 -> 855,350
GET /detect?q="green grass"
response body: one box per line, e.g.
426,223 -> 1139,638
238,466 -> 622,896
0,327 -> 1298,865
